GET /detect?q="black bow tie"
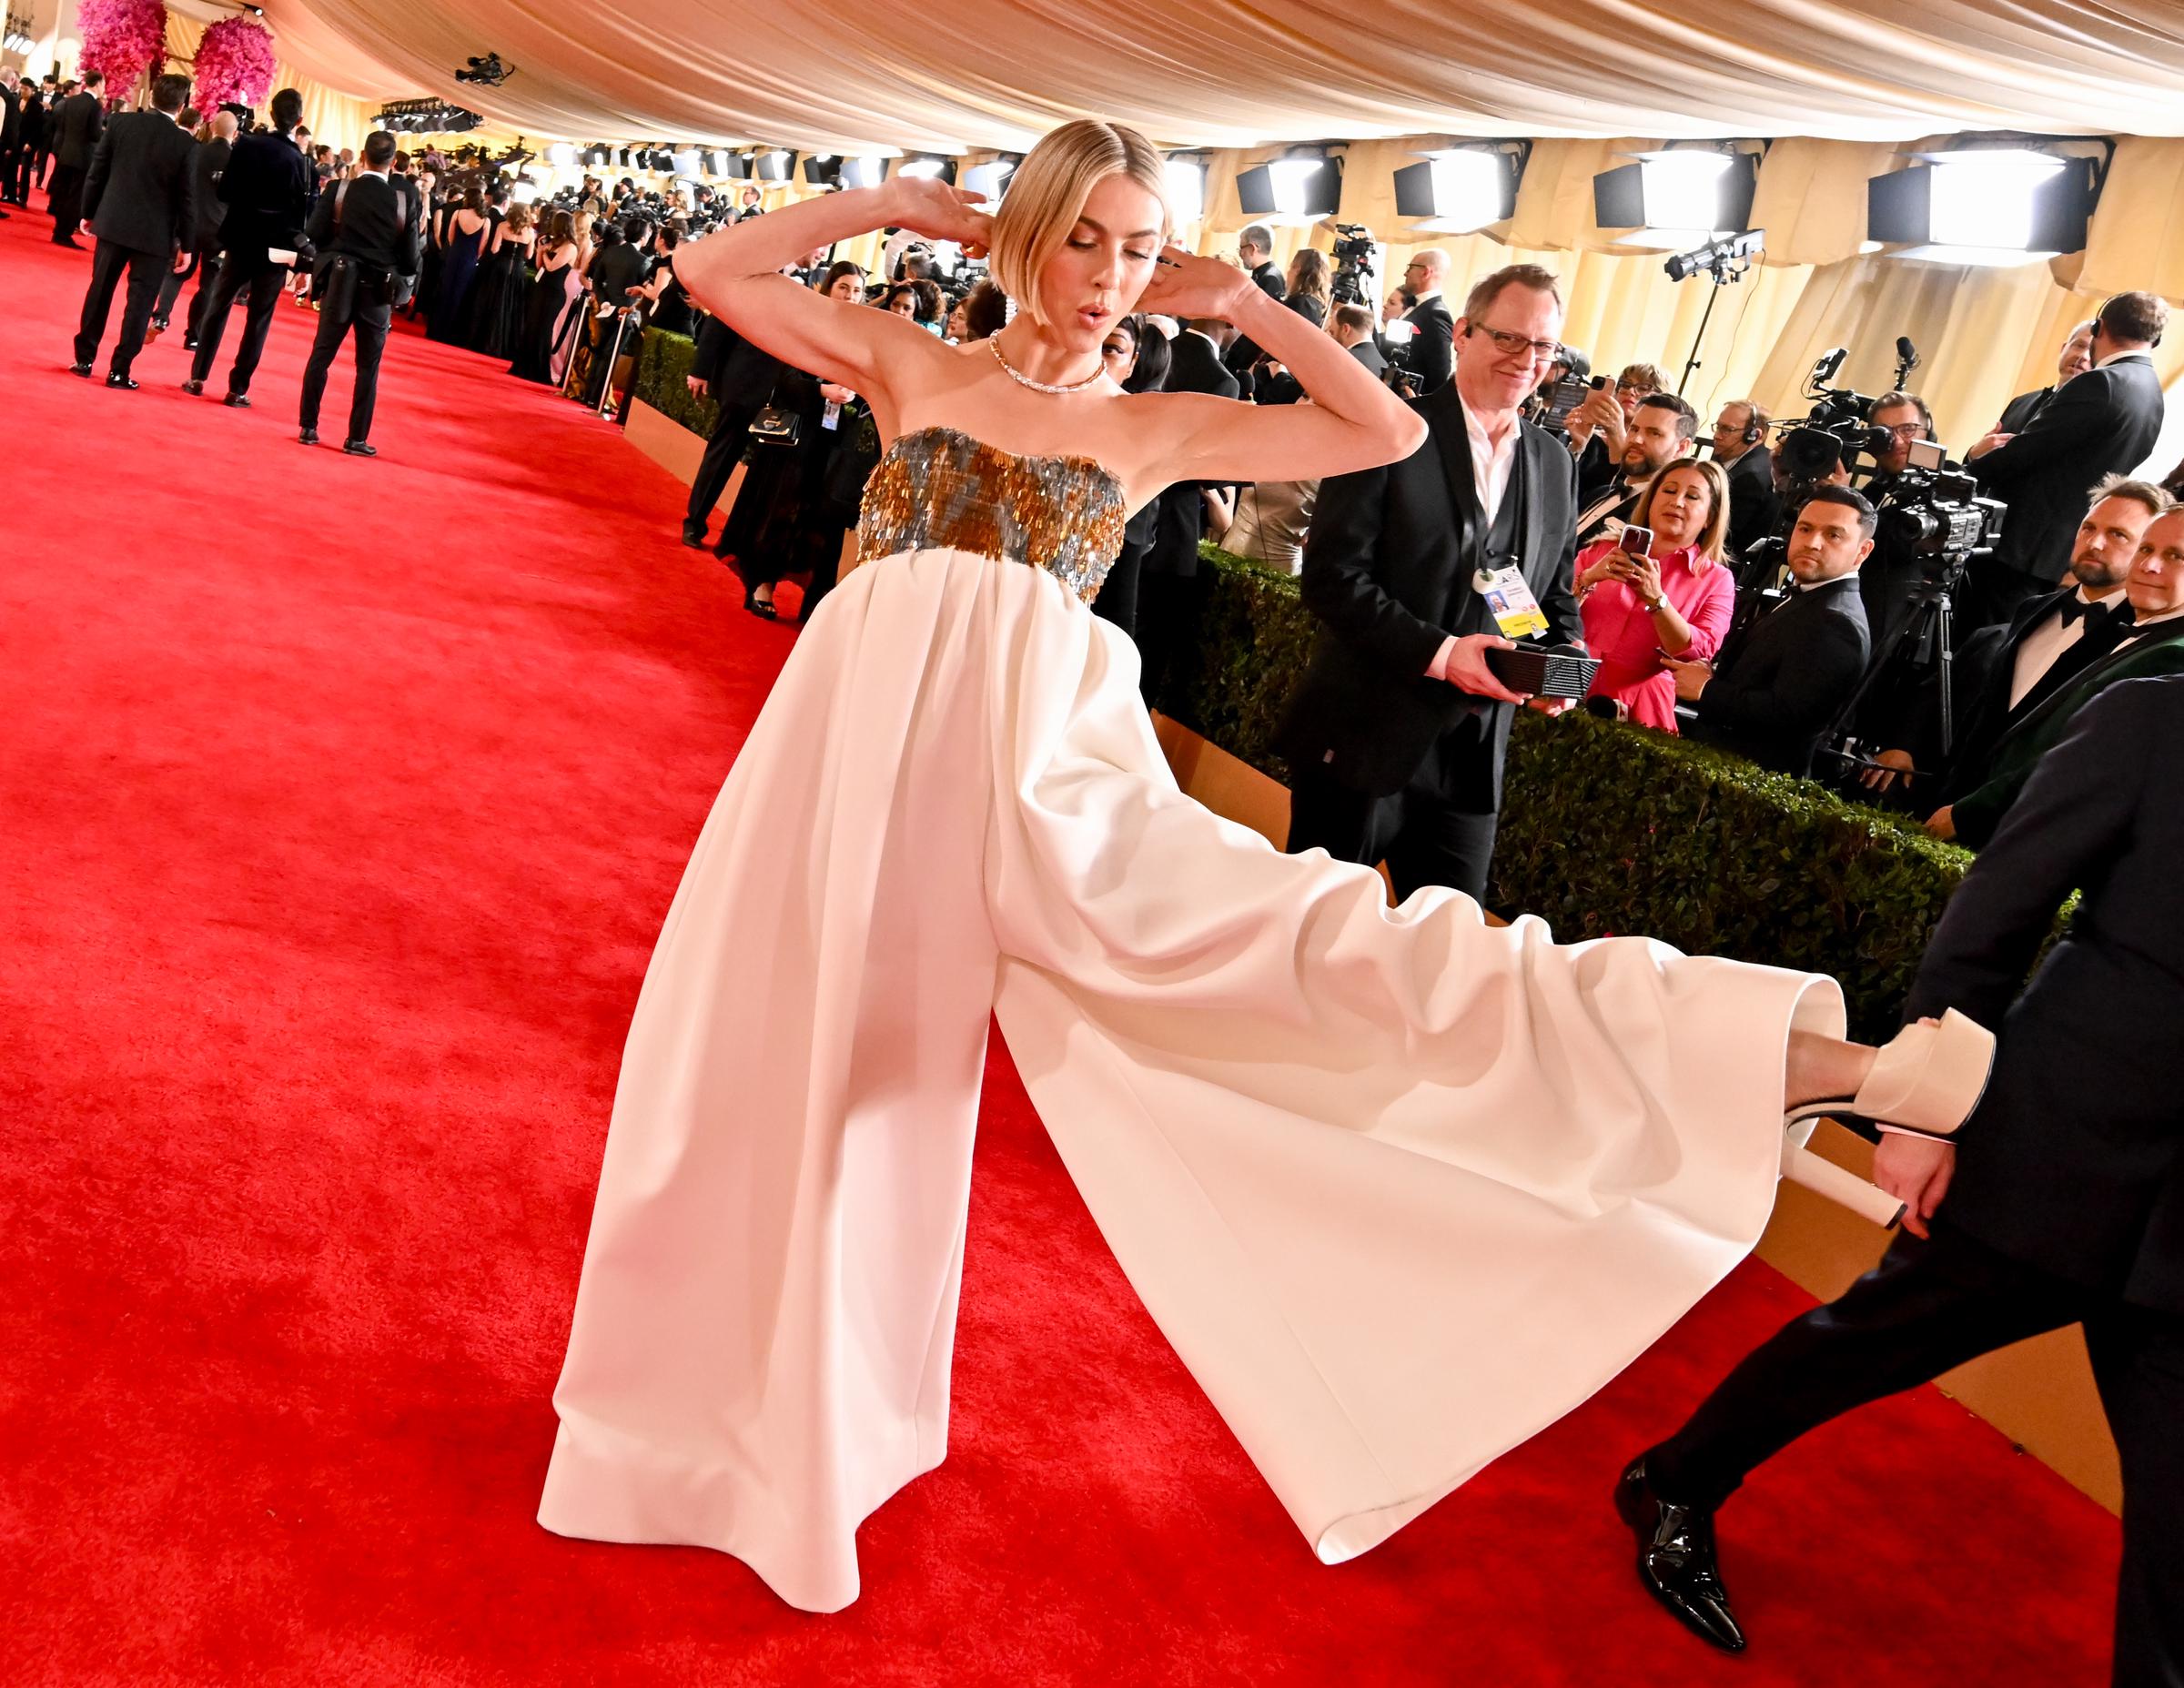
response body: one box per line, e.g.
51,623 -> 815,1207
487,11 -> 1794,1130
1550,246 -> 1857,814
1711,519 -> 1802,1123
2054,596 -> 2115,629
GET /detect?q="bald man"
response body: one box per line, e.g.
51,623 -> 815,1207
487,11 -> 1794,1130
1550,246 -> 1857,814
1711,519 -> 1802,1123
1390,247 -> 1454,395
162,109 -> 238,349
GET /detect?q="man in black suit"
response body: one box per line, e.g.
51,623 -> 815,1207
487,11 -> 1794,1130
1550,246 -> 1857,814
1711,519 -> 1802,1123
1965,292 -> 2169,628
186,88 -> 313,408
1219,223 -> 1287,395
155,110 -> 235,344
1387,247 -> 1455,396
1619,674 -> 2184,1684
1279,263 -> 1583,902
46,69 -> 102,248
11,81 -> 46,206
69,74 -> 197,390
298,130 -> 421,457
681,309 -> 784,547
1669,488 -> 1874,776
581,215 -> 652,409
1864,479 -> 2162,814
1134,317 -> 1240,699
1933,506 -> 2184,849
1708,399 -> 1775,560
1994,318 -> 2096,438
0,70 -> 21,217
1249,301 -> 1386,406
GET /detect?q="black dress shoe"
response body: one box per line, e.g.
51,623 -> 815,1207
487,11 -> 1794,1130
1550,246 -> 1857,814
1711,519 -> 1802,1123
342,440 -> 377,457
55,237 -> 85,249
1616,1459 -> 1746,1653
182,378 -> 204,395
183,334 -> 198,351
224,392 -> 251,408
70,361 -> 92,378
743,587 -> 778,621
298,428 -> 318,446
106,371 -> 139,389
681,527 -> 708,549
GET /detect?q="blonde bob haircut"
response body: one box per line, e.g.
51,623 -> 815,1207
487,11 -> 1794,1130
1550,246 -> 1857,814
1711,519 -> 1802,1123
989,119 -> 1170,328
1636,458 -> 1734,567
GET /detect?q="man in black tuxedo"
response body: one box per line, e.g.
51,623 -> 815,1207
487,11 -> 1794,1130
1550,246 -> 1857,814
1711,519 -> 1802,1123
1965,292 -> 2169,628
1669,488 -> 1873,776
1279,263 -> 1583,902
1933,506 -> 2184,849
1708,399 -> 1775,560
1134,317 -> 1240,698
1994,318 -> 2096,438
157,110 -> 236,344
1864,479 -> 2161,814
0,70 -> 20,218
1220,223 -> 1286,395
186,88 -> 313,408
681,310 -> 784,547
69,74 -> 197,390
11,81 -> 46,206
1575,392 -> 1697,544
298,130 -> 421,457
1386,247 -> 1455,396
46,69 -> 102,248
1620,673 -> 2184,1684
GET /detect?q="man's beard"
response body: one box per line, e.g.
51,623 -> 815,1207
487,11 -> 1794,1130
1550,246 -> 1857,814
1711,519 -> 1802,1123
2069,552 -> 2131,591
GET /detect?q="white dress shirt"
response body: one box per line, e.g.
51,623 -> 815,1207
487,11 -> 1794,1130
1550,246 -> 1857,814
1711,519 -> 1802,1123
2008,586 -> 2123,709
1426,397 -> 1526,680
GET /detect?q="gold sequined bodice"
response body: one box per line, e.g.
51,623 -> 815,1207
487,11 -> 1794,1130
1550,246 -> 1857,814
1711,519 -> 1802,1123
856,425 -> 1127,605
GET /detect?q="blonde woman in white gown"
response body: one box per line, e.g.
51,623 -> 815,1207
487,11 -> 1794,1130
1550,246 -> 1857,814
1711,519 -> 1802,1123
539,121 -> 1992,1614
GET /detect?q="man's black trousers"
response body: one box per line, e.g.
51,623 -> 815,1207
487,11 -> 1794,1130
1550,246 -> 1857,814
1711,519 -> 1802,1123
299,294 -> 392,443
1646,1224 -> 2183,1688
74,239 -> 167,376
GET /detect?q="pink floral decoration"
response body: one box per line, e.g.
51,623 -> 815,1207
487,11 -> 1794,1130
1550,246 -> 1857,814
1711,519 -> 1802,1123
76,0 -> 168,96
192,15 -> 277,112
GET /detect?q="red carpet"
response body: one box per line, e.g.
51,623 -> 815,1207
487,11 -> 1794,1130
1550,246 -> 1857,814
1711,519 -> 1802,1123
1,211 -> 2118,1684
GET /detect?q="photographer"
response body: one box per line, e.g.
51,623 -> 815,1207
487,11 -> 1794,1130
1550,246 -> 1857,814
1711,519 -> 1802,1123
296,130 -> 421,458
1669,488 -> 1873,776
1965,292 -> 2169,629
581,214 -> 652,409
1850,390 -> 1937,642
1387,248 -> 1454,394
1575,390 -> 1696,543
1568,362 -> 1667,500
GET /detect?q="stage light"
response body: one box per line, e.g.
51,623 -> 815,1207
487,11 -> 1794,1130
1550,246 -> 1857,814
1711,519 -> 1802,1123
801,153 -> 839,187
547,142 -> 576,168
509,180 -> 539,205
672,148 -> 702,177
1593,148 -> 1755,249
838,157 -> 885,189
1394,148 -> 1517,234
1162,156 -> 1207,224
752,148 -> 793,181
1236,154 -> 1340,224
895,157 -> 955,184
962,158 -> 1016,202
1868,148 -> 2095,268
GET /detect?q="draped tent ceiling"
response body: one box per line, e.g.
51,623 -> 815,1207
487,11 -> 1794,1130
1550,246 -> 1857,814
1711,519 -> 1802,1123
258,0 -> 2184,152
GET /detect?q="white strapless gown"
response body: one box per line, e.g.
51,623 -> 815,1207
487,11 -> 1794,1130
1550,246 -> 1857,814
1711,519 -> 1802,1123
538,541 -> 1842,1612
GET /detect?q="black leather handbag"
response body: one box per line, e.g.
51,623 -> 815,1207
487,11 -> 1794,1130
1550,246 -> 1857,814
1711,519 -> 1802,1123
748,403 -> 801,447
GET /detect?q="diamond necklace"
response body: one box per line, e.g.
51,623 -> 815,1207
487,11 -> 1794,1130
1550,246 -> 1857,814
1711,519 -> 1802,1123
989,333 -> 1108,395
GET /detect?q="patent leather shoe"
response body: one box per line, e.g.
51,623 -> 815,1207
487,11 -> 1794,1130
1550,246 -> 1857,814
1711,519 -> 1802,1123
298,428 -> 318,446
681,526 -> 708,549
342,440 -> 377,457
743,587 -> 778,621
106,370 -> 139,389
1616,1458 -> 1745,1653
70,360 -> 92,378
181,378 -> 204,395
224,392 -> 251,409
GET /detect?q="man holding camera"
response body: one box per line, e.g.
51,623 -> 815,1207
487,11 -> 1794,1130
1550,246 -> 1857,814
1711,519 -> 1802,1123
1845,390 -> 1938,644
297,130 -> 420,458
1568,362 -> 1666,500
1279,263 -> 1583,903
1964,292 -> 2169,629
1385,247 -> 1455,396
1667,488 -> 1873,776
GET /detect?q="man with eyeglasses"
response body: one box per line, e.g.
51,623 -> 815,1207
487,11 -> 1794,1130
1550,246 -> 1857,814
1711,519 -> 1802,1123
1388,247 -> 1454,396
1279,263 -> 1585,904
1568,362 -> 1667,500
1848,391 -> 1937,647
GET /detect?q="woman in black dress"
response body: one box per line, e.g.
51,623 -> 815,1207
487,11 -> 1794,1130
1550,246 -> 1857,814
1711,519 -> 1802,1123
511,210 -> 581,383
429,190 -> 490,344
465,201 -> 534,359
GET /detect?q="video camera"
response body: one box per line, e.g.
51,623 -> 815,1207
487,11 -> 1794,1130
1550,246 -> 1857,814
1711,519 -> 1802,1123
1329,223 -> 1376,306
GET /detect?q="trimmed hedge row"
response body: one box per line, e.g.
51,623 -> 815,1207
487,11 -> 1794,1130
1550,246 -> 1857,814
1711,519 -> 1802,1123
631,348 -> 1971,1042
1160,545 -> 1974,1044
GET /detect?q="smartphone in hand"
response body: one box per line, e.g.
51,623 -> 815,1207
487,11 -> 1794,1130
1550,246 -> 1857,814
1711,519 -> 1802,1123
1617,525 -> 1653,556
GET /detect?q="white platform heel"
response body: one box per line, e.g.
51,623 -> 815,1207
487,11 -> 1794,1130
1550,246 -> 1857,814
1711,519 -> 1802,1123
1778,1010 -> 1997,1228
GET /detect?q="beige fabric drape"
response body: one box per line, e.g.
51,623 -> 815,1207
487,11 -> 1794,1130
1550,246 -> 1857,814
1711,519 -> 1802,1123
164,5 -> 391,147
253,0 -> 2184,155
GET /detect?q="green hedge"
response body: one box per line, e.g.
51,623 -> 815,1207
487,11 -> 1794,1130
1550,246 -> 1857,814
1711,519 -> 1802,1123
627,378 -> 1976,1042
1165,544 -> 1973,1042
635,329 -> 718,438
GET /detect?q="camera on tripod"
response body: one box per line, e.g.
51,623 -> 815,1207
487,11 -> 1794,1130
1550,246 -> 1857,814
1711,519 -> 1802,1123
1328,223 -> 1376,306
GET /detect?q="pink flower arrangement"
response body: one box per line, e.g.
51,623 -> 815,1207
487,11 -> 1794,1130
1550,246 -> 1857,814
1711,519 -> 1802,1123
192,15 -> 277,112
76,0 -> 168,96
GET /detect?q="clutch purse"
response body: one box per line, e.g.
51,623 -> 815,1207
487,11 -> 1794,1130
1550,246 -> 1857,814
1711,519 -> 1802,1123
1483,642 -> 1601,700
749,404 -> 801,447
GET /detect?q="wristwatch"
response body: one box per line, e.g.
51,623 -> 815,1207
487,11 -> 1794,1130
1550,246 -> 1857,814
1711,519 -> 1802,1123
1642,594 -> 1665,612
